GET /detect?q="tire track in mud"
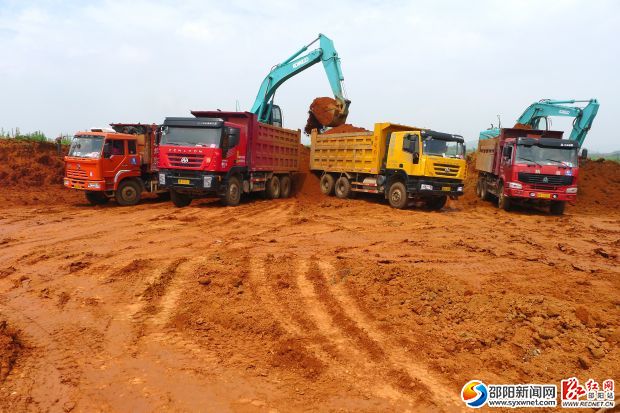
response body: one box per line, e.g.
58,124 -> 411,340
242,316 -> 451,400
294,258 -> 417,404
317,260 -> 464,410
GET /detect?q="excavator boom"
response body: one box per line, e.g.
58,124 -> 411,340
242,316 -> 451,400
250,34 -> 349,127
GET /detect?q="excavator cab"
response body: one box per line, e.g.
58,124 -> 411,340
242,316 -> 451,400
269,104 -> 283,128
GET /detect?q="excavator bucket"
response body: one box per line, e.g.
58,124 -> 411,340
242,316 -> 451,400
304,97 -> 351,134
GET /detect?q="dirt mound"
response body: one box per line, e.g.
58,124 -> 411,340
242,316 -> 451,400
0,319 -> 21,383
323,124 -> 369,135
294,145 -> 322,202
0,139 -> 80,206
576,159 -> 620,212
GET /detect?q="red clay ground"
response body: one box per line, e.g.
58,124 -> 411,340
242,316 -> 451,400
0,140 -> 618,412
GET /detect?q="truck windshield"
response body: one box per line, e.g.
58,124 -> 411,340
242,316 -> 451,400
69,136 -> 104,158
423,138 -> 464,159
161,126 -> 222,147
516,145 -> 578,167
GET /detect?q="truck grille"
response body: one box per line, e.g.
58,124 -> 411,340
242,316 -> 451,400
167,153 -> 204,168
66,169 -> 88,179
433,163 -> 460,177
518,173 -> 573,186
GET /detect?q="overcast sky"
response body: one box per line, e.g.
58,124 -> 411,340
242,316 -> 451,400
1,0 -> 618,151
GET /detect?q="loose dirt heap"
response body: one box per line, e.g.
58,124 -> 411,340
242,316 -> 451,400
323,124 -> 369,135
576,159 -> 620,212
0,139 -> 80,206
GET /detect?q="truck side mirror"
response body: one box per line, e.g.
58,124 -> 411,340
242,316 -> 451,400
227,128 -> 240,148
412,137 -> 420,164
580,148 -> 588,159
103,142 -> 112,159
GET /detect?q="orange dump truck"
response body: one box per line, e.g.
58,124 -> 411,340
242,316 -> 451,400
64,123 -> 166,205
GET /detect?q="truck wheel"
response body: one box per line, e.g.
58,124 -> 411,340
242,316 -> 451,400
426,195 -> 447,211
280,175 -> 292,198
320,174 -> 335,195
116,180 -> 141,206
498,184 -> 511,211
334,177 -> 351,199
221,176 -> 242,206
85,191 -> 109,205
171,189 -> 192,207
550,201 -> 566,215
266,176 -> 281,199
480,180 -> 491,201
388,181 -> 408,209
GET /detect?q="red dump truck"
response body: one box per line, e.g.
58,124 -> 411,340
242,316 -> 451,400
475,128 -> 580,215
157,111 -> 300,207
64,123 -> 165,205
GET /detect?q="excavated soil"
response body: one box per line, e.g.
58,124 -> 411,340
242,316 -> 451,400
0,141 -> 619,412
323,124 -> 369,135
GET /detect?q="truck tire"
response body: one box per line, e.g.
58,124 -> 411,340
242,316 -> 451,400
334,177 -> 351,199
280,175 -> 292,198
480,180 -> 491,201
116,180 -> 142,206
426,195 -> 447,211
498,183 -> 511,211
266,176 -> 281,199
221,176 -> 242,206
85,191 -> 109,206
320,174 -> 335,195
171,189 -> 192,207
550,200 -> 566,215
388,181 -> 408,209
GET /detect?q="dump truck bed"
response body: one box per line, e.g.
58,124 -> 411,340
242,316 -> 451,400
310,123 -> 422,174
252,122 -> 300,173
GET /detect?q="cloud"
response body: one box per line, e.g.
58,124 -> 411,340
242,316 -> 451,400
0,0 -> 618,150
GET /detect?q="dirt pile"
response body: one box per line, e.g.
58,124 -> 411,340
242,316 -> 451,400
0,139 -> 80,206
323,124 -> 369,135
295,144 -> 322,202
576,159 -> 620,212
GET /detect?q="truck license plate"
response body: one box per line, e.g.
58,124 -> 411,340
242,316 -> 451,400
537,193 -> 551,199
442,186 -> 451,191
177,179 -> 190,185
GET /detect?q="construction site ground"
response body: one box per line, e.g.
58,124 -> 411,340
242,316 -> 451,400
0,140 -> 618,412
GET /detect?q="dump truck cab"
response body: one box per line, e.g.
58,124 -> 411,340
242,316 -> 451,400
385,129 -> 465,195
64,124 -> 162,206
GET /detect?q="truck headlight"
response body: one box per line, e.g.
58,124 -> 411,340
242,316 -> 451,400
203,176 -> 213,188
566,187 -> 578,194
420,184 -> 433,190
457,186 -> 463,192
87,182 -> 101,189
508,182 -> 522,189
64,178 -> 69,186
159,173 -> 165,185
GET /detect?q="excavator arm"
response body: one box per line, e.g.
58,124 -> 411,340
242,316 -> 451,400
515,99 -> 600,147
250,34 -> 349,126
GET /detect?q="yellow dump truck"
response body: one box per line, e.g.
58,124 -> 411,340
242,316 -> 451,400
310,123 -> 467,209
